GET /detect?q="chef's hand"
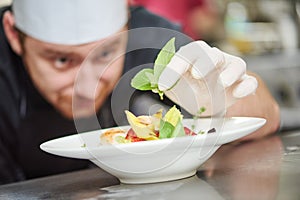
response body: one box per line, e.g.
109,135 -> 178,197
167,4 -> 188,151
158,41 -> 258,116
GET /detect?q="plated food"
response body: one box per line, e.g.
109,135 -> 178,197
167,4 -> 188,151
100,106 -> 214,145
40,116 -> 266,183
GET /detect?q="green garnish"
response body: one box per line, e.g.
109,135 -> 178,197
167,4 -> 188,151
191,107 -> 206,132
81,143 -> 86,148
115,135 -> 130,144
131,37 -> 176,100
159,120 -> 174,139
197,107 -> 206,115
159,105 -> 185,139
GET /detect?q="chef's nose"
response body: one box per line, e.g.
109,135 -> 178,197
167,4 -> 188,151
75,61 -> 101,99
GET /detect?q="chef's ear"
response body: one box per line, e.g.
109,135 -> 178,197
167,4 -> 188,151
3,11 -> 23,55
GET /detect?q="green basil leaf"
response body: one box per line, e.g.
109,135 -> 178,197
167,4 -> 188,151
145,71 -> 156,87
131,68 -> 154,90
171,121 -> 185,138
159,120 -> 175,139
153,37 -> 176,83
130,38 -> 176,100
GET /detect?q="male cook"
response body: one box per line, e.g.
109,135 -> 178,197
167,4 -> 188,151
0,0 -> 279,184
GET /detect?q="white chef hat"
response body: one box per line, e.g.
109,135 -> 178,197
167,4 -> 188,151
12,0 -> 128,45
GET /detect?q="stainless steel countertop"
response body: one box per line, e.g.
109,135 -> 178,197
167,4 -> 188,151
0,131 -> 299,200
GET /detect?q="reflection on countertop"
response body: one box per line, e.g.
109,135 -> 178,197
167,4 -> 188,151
91,175 -> 223,200
203,135 -> 283,200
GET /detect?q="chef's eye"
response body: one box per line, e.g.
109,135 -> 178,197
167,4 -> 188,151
93,48 -> 116,64
100,50 -> 113,60
54,57 -> 72,69
101,51 -> 111,58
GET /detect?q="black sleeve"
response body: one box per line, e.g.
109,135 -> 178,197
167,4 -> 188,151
0,6 -> 26,184
0,78 -> 25,184
0,133 -> 25,184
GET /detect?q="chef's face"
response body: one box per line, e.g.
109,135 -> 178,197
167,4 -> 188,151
20,28 -> 128,119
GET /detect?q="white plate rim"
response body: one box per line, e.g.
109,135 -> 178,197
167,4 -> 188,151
40,117 -> 266,159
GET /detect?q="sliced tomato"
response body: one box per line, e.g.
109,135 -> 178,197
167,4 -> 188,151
154,130 -> 159,137
125,128 -> 146,142
130,137 -> 146,142
125,128 -> 136,140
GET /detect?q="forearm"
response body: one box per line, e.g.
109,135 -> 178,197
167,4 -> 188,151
226,71 -> 281,140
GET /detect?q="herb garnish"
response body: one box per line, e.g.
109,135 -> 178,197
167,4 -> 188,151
191,107 -> 206,133
131,37 -> 176,100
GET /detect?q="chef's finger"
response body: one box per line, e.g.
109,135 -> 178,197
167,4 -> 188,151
219,53 -> 247,88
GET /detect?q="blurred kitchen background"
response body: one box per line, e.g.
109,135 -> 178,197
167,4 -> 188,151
215,0 -> 300,132
1,0 -> 300,131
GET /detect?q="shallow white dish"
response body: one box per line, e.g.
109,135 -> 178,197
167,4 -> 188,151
40,117 -> 266,184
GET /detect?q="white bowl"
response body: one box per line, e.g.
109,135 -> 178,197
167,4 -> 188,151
40,117 -> 266,184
